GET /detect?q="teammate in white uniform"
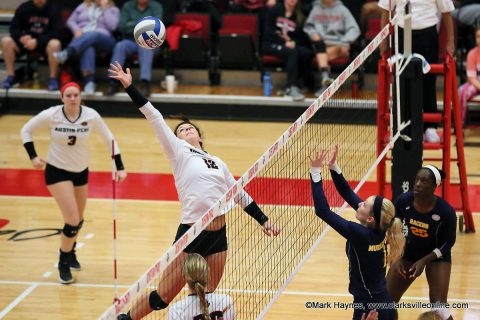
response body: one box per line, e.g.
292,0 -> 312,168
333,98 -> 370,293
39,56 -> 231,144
168,253 -> 235,320
20,82 -> 127,284
109,62 -> 280,320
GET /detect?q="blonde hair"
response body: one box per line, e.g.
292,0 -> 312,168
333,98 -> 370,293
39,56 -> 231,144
377,198 -> 405,264
183,254 -> 211,320
417,311 -> 442,320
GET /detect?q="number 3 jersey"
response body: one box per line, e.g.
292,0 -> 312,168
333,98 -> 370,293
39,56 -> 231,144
139,102 -> 253,224
21,105 -> 120,172
394,192 -> 456,263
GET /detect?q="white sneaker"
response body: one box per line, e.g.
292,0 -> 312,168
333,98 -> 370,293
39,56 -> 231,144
424,128 -> 440,143
84,81 -> 95,95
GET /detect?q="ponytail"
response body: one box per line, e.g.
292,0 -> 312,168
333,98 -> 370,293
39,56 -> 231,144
183,253 -> 211,320
378,198 -> 405,263
386,217 -> 405,263
194,282 -> 211,320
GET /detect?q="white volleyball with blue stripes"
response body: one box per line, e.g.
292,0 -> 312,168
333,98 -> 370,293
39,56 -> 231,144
133,16 -> 166,49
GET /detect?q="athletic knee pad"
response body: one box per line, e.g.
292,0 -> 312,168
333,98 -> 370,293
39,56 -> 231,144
312,40 -> 326,53
78,219 -> 84,230
62,223 -> 79,238
149,291 -> 168,310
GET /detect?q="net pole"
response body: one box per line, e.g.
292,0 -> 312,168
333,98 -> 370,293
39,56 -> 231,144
111,140 -> 119,303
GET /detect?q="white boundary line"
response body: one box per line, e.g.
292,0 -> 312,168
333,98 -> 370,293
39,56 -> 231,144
0,283 -> 38,319
0,280 -> 478,305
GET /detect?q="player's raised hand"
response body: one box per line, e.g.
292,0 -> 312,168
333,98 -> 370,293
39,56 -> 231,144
328,144 -> 339,170
310,149 -> 328,168
108,61 -> 132,88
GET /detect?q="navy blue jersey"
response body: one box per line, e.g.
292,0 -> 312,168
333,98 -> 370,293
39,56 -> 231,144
311,170 -> 390,300
395,192 -> 456,263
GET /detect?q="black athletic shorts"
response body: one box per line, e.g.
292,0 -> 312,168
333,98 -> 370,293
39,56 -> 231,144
45,163 -> 89,186
174,224 -> 228,257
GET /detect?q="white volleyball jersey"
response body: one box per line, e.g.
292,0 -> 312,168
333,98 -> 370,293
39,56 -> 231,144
21,105 -> 120,172
378,0 -> 454,29
140,102 -> 252,224
168,293 -> 235,320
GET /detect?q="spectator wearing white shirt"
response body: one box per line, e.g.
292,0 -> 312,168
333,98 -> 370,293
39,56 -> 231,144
379,0 -> 455,143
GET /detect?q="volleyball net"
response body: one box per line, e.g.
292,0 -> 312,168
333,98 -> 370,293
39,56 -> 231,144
100,23 -> 398,320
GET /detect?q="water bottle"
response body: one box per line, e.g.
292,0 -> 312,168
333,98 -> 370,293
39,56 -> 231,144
263,72 -> 272,96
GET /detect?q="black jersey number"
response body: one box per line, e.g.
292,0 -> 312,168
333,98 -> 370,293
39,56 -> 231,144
203,158 -> 219,169
67,136 -> 77,146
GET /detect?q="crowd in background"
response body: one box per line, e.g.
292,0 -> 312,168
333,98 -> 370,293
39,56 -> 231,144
1,0 -> 480,109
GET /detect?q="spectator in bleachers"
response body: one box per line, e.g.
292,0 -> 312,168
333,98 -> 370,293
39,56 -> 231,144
304,0 -> 360,96
452,0 -> 480,27
1,0 -> 62,90
53,0 -> 120,94
105,0 -> 163,97
459,27 -> 480,124
231,0 -> 276,41
359,1 -> 382,34
262,0 -> 313,100
379,0 -> 455,143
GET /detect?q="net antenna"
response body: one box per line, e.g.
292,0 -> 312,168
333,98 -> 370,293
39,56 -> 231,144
392,0 -> 413,142
111,140 -> 119,303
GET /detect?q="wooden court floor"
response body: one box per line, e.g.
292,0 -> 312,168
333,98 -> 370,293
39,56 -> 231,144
0,115 -> 479,319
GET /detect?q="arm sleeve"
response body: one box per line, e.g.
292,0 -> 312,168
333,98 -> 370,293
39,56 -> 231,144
67,4 -> 82,33
91,110 -> 124,170
340,7 -> 361,44
311,172 -> 366,242
102,6 -> 120,32
437,0 -> 455,13
124,83 -> 183,162
437,205 -> 457,258
20,109 -> 52,159
10,5 -> 26,42
37,6 -> 62,49
330,170 -> 363,210
139,102 -> 183,162
21,108 -> 52,143
303,8 -> 317,38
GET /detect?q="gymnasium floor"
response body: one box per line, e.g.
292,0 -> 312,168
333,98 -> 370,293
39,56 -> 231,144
0,114 -> 479,319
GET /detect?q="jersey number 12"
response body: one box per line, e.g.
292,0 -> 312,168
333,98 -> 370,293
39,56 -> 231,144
203,159 -> 219,169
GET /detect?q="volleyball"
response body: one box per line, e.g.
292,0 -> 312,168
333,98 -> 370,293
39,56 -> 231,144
133,16 -> 166,50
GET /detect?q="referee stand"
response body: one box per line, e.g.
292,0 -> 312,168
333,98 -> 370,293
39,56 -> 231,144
376,54 -> 475,233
